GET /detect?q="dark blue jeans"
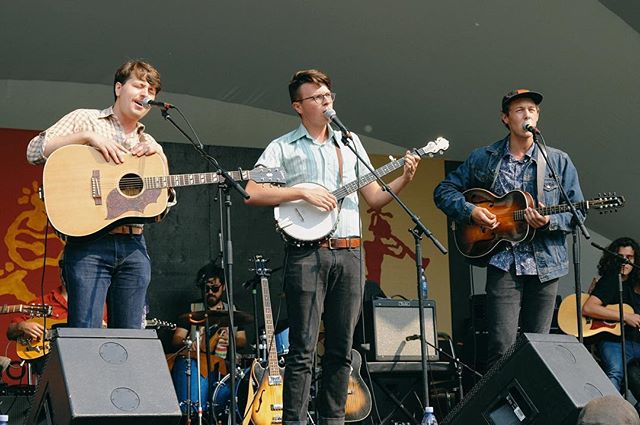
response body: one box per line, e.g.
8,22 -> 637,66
599,339 -> 640,391
63,234 -> 151,328
282,246 -> 364,425
486,265 -> 558,367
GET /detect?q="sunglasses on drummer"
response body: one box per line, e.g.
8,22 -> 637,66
205,284 -> 223,293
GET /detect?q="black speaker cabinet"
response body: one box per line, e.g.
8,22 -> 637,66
26,328 -> 181,425
442,333 -> 619,425
364,299 -> 438,361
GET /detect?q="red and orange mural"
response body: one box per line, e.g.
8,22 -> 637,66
0,129 -> 64,382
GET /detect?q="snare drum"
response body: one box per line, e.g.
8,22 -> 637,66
211,368 -> 250,424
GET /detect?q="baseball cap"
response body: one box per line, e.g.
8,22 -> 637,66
501,89 -> 543,113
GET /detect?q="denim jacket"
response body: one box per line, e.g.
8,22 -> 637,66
433,136 -> 584,282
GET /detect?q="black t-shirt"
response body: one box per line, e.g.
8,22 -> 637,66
591,273 -> 640,343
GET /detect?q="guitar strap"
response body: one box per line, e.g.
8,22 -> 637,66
536,143 -> 547,205
334,136 -> 344,183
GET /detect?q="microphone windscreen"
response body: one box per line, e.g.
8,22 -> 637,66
323,108 -> 337,120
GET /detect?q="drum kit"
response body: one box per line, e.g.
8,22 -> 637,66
169,308 -> 291,424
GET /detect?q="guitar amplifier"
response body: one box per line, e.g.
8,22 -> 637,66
364,299 -> 438,361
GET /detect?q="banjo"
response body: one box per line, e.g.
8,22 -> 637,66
274,137 -> 449,244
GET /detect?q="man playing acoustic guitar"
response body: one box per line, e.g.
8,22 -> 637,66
25,60 -> 166,329
434,89 -> 584,367
245,69 -> 420,425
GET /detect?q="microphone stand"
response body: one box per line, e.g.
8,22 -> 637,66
159,106 -> 248,425
590,242 -> 640,400
405,333 -> 484,400
532,130 -> 589,346
336,128 -> 447,412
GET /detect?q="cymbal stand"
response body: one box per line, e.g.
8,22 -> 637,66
176,338 -> 196,425
194,328 -> 204,425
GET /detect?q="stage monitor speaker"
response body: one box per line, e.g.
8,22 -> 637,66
442,333 -> 619,425
364,299 -> 438,361
25,328 -> 181,425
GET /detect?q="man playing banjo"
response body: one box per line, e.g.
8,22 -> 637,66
244,69 -> 420,425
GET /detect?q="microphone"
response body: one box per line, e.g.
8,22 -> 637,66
405,334 -> 420,342
522,121 -> 539,134
141,97 -> 175,109
323,109 -> 351,134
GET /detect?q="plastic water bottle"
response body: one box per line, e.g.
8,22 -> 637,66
421,406 -> 438,425
0,414 -> 9,425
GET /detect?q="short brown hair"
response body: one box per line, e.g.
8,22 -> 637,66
288,69 -> 331,103
113,60 -> 162,100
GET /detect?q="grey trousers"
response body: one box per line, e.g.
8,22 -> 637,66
485,265 -> 559,367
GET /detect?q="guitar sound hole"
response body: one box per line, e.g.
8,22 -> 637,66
119,173 -> 143,197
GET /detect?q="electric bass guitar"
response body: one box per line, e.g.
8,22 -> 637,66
453,189 -> 625,258
274,137 -> 449,244
557,293 -> 633,338
243,256 -> 285,425
41,144 -> 286,238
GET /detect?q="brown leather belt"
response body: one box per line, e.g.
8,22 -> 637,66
319,237 -> 361,250
109,225 -> 144,235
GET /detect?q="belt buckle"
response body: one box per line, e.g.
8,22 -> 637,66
327,238 -> 337,250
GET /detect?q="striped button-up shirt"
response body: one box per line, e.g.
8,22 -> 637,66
255,124 -> 373,238
26,107 -> 157,165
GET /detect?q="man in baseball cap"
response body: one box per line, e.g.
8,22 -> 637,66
434,88 -> 584,368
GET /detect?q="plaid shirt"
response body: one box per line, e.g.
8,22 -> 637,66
26,107 -> 174,226
26,107 -> 157,165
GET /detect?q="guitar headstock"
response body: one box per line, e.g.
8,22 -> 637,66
25,304 -> 53,318
414,137 -> 450,158
251,255 -> 271,277
247,167 -> 287,185
590,193 -> 626,214
144,318 -> 177,330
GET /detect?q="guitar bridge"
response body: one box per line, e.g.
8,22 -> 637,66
91,170 -> 102,205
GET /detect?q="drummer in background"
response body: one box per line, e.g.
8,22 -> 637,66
169,261 -> 247,413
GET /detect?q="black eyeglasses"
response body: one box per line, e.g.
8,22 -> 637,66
295,92 -> 336,104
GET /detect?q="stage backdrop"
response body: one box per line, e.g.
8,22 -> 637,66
0,128 -> 450,384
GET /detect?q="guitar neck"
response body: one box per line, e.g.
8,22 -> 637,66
144,170 -> 245,189
515,201 -> 588,221
332,158 -> 406,200
1,304 -> 30,314
260,276 -> 280,377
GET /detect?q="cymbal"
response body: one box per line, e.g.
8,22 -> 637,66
178,310 -> 254,327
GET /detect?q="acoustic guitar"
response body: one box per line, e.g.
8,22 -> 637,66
274,137 -> 449,245
41,144 -> 286,238
453,189 -> 625,258
345,349 -> 372,422
557,293 -> 633,338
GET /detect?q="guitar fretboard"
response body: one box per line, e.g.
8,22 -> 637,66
143,171 -> 244,189
513,201 -> 589,221
260,275 -> 280,377
1,304 -> 30,314
332,142 -> 442,200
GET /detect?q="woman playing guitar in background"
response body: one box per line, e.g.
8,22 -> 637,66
434,89 -> 584,368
